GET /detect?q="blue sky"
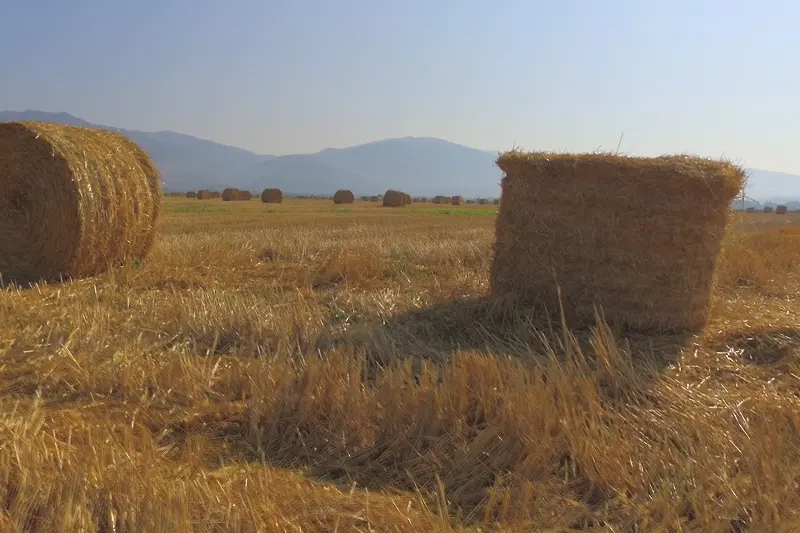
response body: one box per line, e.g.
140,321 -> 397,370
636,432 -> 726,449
1,1 -> 798,173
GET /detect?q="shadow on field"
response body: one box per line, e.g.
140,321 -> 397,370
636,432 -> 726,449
326,295 -> 695,378
711,326 -> 800,367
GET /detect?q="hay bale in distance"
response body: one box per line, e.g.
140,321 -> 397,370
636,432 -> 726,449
433,195 -> 444,204
197,189 -> 211,200
222,188 -> 240,201
478,198 -> 488,205
383,190 -> 407,207
210,191 -> 221,199
0,120 -> 162,284
491,150 -> 744,333
776,204 -> 788,215
466,199 -> 476,205
764,206 -> 774,214
493,199 -> 500,205
369,195 -> 378,202
186,191 -> 197,198
451,196 -> 463,206
333,189 -> 355,204
745,207 -> 756,213
240,190 -> 253,201
261,188 -> 283,204
360,195 -> 370,201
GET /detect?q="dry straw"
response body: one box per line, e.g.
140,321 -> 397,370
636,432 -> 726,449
333,189 -> 355,204
196,189 -> 211,200
0,120 -> 162,284
491,150 -> 744,333
222,188 -> 240,201
764,206 -> 774,214
382,190 -> 407,207
451,195 -> 464,206
261,188 -> 283,203
185,191 -> 197,198
776,204 -> 788,214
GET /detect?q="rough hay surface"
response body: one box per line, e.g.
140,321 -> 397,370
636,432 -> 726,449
240,190 -> 253,201
491,150 -> 744,333
222,188 -> 240,202
451,195 -> 464,206
333,189 -> 355,204
0,120 -> 162,284
383,190 -> 407,207
260,188 -> 283,204
776,205 -> 788,215
196,189 -> 211,200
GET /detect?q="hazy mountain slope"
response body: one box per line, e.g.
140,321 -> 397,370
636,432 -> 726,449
0,110 -> 273,192
2,110 -> 799,201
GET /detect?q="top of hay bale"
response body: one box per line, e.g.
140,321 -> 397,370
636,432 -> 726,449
0,120 -> 162,284
496,150 -> 744,203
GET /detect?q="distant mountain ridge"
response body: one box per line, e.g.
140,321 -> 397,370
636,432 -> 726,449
1,110 -> 798,201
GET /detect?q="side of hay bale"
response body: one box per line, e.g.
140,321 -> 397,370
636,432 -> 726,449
764,206 -> 774,213
382,190 -> 407,207
433,195 -> 444,204
210,191 -> 221,199
451,196 -> 463,205
333,189 -> 355,204
776,204 -> 788,214
261,188 -> 283,203
0,120 -> 163,284
222,188 -> 240,201
240,190 -> 253,201
478,198 -> 488,205
186,191 -> 197,198
490,151 -> 744,333
197,189 -> 211,200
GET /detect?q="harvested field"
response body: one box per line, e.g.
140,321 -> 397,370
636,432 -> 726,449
1,195 -> 800,531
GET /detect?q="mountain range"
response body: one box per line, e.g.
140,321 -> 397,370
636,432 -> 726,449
1,110 -> 798,201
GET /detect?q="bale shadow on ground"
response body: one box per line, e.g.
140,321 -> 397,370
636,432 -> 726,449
323,294 -> 697,378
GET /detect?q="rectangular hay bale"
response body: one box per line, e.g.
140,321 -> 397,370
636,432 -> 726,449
490,151 -> 744,333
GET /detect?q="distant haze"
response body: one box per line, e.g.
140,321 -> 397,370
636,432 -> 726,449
2,110 -> 798,202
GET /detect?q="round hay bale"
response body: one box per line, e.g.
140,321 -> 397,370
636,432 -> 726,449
222,188 -> 240,201
478,198 -> 488,205
764,206 -> 774,214
369,195 -> 379,202
466,199 -> 476,205
240,190 -> 253,201
0,120 -> 162,284
433,195 -> 444,204
451,195 -> 464,206
333,189 -> 355,204
197,189 -> 211,200
403,193 -> 411,205
776,204 -> 788,215
360,195 -> 370,201
261,188 -> 283,203
382,190 -> 407,207
210,191 -> 221,199
186,191 -> 197,198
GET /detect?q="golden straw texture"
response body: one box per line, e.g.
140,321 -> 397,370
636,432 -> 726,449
0,120 -> 162,285
490,150 -> 744,333
260,188 -> 282,204
333,189 -> 354,204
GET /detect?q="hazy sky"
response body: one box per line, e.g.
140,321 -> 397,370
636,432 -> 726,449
2,1 -> 798,173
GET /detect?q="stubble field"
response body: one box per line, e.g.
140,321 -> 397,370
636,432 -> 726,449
1,197 -> 800,532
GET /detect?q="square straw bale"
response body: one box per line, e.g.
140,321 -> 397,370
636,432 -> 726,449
490,151 -> 744,333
